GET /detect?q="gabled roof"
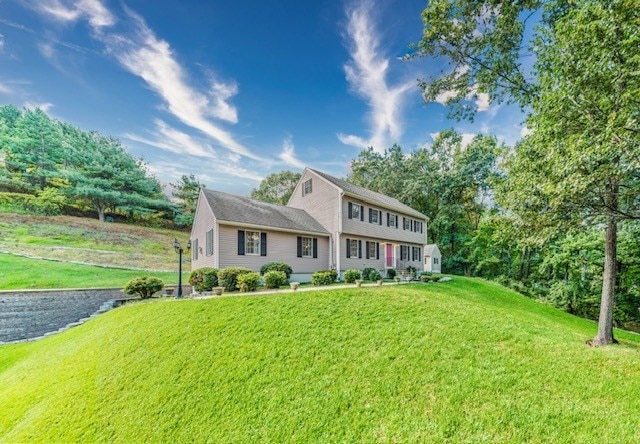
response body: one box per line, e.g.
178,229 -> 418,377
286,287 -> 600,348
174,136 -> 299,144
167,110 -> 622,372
307,168 -> 427,219
424,244 -> 440,255
203,189 -> 329,235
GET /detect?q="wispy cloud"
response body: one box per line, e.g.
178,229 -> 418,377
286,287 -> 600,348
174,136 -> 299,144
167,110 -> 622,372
29,0 -> 262,162
27,0 -> 115,29
24,101 -> 54,112
338,1 -> 413,153
0,82 -> 12,95
278,137 -> 306,170
0,34 -> 5,53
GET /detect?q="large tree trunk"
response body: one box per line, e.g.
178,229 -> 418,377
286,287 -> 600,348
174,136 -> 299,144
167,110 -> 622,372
590,184 -> 618,346
97,207 -> 105,222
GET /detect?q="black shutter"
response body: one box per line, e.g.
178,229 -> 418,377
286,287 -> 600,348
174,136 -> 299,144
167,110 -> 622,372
348,202 -> 353,219
411,220 -> 414,232
361,208 -> 364,221
261,232 -> 267,256
358,240 -> 362,258
403,217 -> 406,230
387,213 -> 390,227
376,242 -> 380,260
366,241 -> 370,259
313,238 -> 318,258
379,212 -> 382,225
237,230 -> 245,255
297,236 -> 302,258
396,215 -> 399,229
369,208 -> 372,223
346,238 -> 351,258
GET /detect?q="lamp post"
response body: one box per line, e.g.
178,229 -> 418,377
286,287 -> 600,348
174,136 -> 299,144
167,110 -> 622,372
173,238 -> 191,298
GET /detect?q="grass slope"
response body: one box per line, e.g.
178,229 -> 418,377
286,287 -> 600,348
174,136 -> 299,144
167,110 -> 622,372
0,253 -> 182,289
0,213 -> 189,271
1,278 -> 639,442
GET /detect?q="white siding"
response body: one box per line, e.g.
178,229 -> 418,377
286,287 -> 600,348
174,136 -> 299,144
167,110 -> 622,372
288,170 -> 340,235
190,190 -> 217,270
218,225 -> 329,273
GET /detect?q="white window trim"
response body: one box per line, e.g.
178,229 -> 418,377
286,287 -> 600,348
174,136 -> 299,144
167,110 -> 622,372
302,179 -> 312,196
352,204 -> 362,220
301,236 -> 313,258
350,239 -> 359,258
245,230 -> 261,256
371,209 -> 379,224
404,218 -> 411,230
368,242 -> 376,259
389,214 -> 397,228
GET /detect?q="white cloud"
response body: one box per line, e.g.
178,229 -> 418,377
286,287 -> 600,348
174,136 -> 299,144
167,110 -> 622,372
339,1 -> 413,152
209,80 -> 239,123
520,125 -> 532,137
0,34 -> 5,53
475,92 -> 490,111
23,101 -> 54,112
278,137 -> 306,170
0,82 -> 12,95
30,0 -> 115,29
124,119 -> 217,159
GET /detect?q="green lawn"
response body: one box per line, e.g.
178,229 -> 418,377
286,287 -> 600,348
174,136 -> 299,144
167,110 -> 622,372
1,278 -> 639,442
0,253 -> 183,289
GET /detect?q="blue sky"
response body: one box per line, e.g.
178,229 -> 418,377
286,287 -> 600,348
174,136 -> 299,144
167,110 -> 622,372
0,0 -> 527,194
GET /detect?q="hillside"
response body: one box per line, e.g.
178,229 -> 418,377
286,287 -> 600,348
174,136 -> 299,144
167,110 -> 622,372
1,279 -> 639,442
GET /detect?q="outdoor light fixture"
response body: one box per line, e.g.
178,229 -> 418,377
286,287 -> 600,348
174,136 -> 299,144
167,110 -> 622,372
173,238 -> 191,298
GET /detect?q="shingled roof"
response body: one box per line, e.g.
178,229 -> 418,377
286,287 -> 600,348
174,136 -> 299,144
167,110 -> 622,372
308,168 -> 427,219
203,189 -> 329,235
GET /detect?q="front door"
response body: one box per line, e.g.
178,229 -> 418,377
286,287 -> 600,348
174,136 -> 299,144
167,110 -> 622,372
385,243 -> 394,268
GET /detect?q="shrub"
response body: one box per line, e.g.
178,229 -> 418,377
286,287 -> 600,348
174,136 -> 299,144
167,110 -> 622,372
188,267 -> 219,292
218,267 -> 253,292
406,266 -> 417,275
362,267 -> 376,280
263,270 -> 287,289
343,269 -> 361,283
260,261 -> 293,279
369,269 -> 382,281
237,272 -> 260,292
386,269 -> 396,279
312,269 -> 338,286
123,276 -> 164,299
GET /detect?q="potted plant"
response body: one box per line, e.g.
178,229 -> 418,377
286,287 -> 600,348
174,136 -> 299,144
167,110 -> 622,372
376,279 -> 383,286
290,282 -> 300,291
213,287 -> 224,296
355,279 -> 363,287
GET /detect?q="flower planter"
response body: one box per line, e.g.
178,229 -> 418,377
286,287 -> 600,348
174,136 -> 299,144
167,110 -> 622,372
376,280 -> 383,286
290,282 -> 300,291
213,287 -> 224,296
355,280 -> 363,287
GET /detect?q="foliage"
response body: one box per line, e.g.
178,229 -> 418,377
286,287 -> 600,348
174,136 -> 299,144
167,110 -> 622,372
386,269 -> 396,279
218,267 -> 253,292
0,189 -> 65,216
236,272 -> 260,292
4,279 -> 640,442
188,267 -> 219,292
263,270 -> 287,289
259,261 -> 293,279
343,269 -> 361,284
249,170 -> 301,205
361,267 -> 377,281
123,276 -> 164,299
368,269 -> 382,281
311,270 -> 338,286
172,174 -> 204,227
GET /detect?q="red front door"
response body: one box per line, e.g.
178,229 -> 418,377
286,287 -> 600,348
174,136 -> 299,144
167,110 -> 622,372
386,244 -> 394,268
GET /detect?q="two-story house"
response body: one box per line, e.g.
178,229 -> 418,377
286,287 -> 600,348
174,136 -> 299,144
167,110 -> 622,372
190,168 -> 436,281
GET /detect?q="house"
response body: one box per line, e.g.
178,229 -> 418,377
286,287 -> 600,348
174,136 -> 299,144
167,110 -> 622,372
191,168 -> 438,281
423,244 -> 442,273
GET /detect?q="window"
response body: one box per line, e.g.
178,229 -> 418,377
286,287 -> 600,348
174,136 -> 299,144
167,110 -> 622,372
350,239 -> 359,258
351,203 -> 361,220
388,213 -> 397,228
368,241 -> 377,259
192,238 -> 198,260
401,245 -> 408,261
369,209 -> 380,224
414,221 -> 423,233
434,257 -> 439,265
206,229 -> 213,256
403,218 -> 411,230
302,179 -> 313,196
245,230 -> 261,255
301,237 -> 313,257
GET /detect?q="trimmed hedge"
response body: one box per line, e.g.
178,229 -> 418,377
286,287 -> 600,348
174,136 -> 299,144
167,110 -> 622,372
311,269 -> 338,286
263,270 -> 287,289
259,261 -> 293,279
237,272 -> 260,292
343,269 -> 361,283
188,267 -> 219,292
123,276 -> 164,299
368,269 -> 382,281
362,267 -> 377,281
218,267 -> 253,292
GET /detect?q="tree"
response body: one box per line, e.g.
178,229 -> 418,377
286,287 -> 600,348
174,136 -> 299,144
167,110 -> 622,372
416,0 -> 640,345
172,174 -> 204,226
250,170 -> 301,205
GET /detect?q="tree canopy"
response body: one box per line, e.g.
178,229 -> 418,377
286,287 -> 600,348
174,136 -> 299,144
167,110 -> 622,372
250,170 -> 301,205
